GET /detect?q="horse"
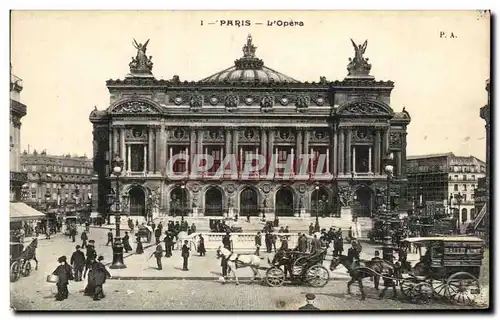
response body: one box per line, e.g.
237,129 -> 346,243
329,254 -> 396,300
20,238 -> 39,271
216,247 -> 262,285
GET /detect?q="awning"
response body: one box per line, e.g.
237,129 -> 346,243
10,202 -> 46,222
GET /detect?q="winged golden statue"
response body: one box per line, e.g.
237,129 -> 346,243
132,38 -> 150,69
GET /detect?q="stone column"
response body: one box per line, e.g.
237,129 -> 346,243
143,144 -> 147,174
197,128 -> 204,157
303,130 -> 309,174
225,127 -> 232,157
267,130 -> 275,165
397,151 -> 402,177
154,126 -> 161,173
148,126 -> 154,172
374,130 -> 381,174
345,129 -> 352,173
109,127 -> 114,168
352,146 -> 356,173
332,128 -> 338,175
160,125 -> 168,174
127,145 -> 131,172
232,128 -> 239,155
382,128 -> 389,156
190,129 -> 196,173
119,126 -> 126,168
368,147 -> 372,173
296,130 -> 303,173
338,129 -> 345,175
401,132 -> 407,177
260,128 -> 267,173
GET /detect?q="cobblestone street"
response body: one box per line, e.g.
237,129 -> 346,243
11,279 -> 476,311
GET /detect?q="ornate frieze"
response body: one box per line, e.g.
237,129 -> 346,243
224,94 -> 238,112
260,95 -> 274,113
337,99 -> 392,117
167,127 -> 189,141
295,95 -> 309,113
310,129 -> 330,142
125,126 -> 148,141
111,101 -> 160,114
389,132 -> 403,147
204,128 -> 224,142
274,128 -> 295,142
239,128 -> 261,142
352,127 -> 374,143
189,94 -> 203,112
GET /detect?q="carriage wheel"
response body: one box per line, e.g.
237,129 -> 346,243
411,282 -> 433,304
431,280 -> 449,300
10,261 -> 21,282
22,261 -> 32,277
399,279 -> 414,297
446,272 -> 481,305
265,267 -> 285,287
305,265 -> 329,288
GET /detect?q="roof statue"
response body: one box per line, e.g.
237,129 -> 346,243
128,38 -> 154,77
242,34 -> 257,58
346,39 -> 373,79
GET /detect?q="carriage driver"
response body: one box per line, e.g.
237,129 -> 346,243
347,241 -> 361,270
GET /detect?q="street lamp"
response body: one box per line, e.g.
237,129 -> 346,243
314,185 -> 320,232
454,192 -> 463,233
382,153 -> 395,263
110,156 -> 126,269
147,195 -> 153,224
45,190 -> 51,212
181,182 -> 186,222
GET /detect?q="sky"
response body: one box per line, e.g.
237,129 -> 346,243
10,10 -> 490,160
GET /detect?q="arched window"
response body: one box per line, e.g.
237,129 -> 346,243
461,208 -> 468,223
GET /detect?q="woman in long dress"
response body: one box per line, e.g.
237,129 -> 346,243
135,235 -> 144,254
198,234 -> 206,256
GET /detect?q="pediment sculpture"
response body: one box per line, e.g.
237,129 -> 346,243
224,94 -> 238,110
129,39 -> 154,74
260,95 -> 274,112
189,94 -> 203,111
347,39 -> 372,77
112,101 -> 159,114
339,100 -> 389,116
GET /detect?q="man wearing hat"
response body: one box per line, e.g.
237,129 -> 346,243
70,245 -> 86,282
371,250 -> 382,290
84,240 -> 97,276
149,243 -> 164,270
181,240 -> 190,271
298,293 -> 320,311
51,256 -> 74,301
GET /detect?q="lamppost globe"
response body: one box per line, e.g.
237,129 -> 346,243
315,186 -> 319,191
113,165 -> 122,175
384,164 -> 394,175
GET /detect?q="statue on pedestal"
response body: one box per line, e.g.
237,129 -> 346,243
347,39 -> 372,77
129,38 -> 154,74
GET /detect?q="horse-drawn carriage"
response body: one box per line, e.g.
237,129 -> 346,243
398,236 -> 484,305
265,249 -> 330,288
10,239 -> 37,282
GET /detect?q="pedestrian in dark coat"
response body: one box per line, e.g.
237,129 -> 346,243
265,232 -> 273,253
81,231 -> 88,249
198,234 -> 206,256
151,222 -> 156,233
154,227 -> 162,244
70,245 -> 86,282
222,232 -> 232,250
84,240 -> 97,275
371,250 -> 382,290
106,229 -> 113,246
297,233 -> 307,252
174,221 -> 180,233
70,227 -> 77,242
157,222 -> 163,234
164,232 -> 173,257
254,232 -> 262,256
123,232 -> 132,253
272,234 -> 277,252
308,223 -> 314,235
298,293 -> 320,311
191,223 -> 196,233
52,256 -> 73,301
221,253 -> 229,278
181,240 -> 190,271
85,221 -> 90,232
311,235 -> 322,254
149,244 -> 164,270
135,235 -> 144,254
92,256 -> 111,301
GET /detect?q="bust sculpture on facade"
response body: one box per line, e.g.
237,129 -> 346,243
347,39 -> 372,77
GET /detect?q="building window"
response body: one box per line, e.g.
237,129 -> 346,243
463,184 -> 467,191
64,167 -> 68,173
463,194 -> 467,202
472,175 -> 476,180
454,175 -> 458,180
31,165 -> 36,171
76,168 -> 80,174
463,175 -> 467,181
470,208 -> 476,220
454,184 -> 458,191
31,190 -> 37,199
461,208 -> 468,223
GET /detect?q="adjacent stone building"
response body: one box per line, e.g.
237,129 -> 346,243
89,35 -> 411,220
10,68 -> 27,202
406,152 -> 486,224
20,151 -> 94,213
